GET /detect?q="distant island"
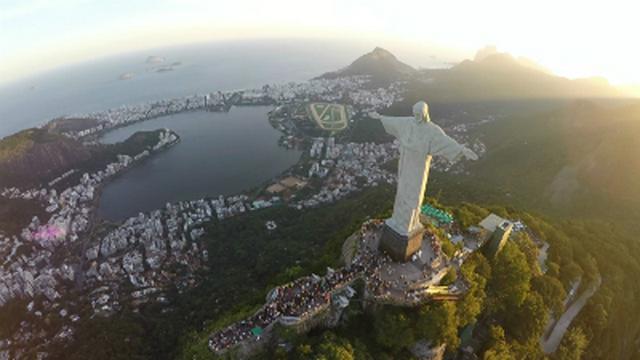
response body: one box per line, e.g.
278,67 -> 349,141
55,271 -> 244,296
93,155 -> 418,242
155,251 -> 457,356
118,72 -> 135,80
143,56 -> 182,73
145,55 -> 165,64
117,57 -> 182,79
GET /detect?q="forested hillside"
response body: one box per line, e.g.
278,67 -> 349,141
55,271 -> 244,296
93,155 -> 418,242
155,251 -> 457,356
425,100 -> 640,359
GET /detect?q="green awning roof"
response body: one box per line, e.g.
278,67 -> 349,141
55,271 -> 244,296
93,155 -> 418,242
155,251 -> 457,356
421,204 -> 454,224
251,327 -> 263,336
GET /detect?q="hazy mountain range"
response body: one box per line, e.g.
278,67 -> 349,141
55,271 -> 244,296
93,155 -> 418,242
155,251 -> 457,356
461,101 -> 640,220
323,45 -> 633,100
319,46 -> 640,222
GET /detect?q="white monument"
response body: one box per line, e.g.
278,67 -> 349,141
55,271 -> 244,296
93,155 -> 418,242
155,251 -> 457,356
379,101 -> 478,260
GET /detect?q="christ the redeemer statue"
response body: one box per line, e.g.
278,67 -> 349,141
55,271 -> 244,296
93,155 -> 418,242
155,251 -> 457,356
378,101 -> 478,261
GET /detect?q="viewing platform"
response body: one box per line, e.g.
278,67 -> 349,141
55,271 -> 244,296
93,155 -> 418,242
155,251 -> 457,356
208,219 -> 467,356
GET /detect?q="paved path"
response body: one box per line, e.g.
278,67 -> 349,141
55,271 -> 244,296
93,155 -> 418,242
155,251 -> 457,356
541,276 -> 602,354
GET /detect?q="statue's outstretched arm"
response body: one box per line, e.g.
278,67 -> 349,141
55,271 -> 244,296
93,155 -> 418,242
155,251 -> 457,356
430,126 -> 478,162
380,116 -> 404,139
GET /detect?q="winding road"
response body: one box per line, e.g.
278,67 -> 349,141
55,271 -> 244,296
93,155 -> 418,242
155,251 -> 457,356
541,276 -> 602,353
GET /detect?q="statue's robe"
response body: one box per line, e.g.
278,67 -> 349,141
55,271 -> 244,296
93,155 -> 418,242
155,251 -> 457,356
381,116 -> 467,236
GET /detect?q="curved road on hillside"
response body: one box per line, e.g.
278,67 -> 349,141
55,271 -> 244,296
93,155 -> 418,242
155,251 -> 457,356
542,276 -> 602,354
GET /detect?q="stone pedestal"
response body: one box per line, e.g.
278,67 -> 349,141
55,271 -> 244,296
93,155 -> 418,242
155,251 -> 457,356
379,223 -> 424,262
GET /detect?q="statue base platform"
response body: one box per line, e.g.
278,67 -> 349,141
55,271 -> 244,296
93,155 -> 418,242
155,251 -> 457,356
379,223 -> 424,262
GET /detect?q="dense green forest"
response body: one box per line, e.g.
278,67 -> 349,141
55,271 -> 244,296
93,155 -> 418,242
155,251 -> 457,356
426,101 -> 640,359
421,104 -> 640,358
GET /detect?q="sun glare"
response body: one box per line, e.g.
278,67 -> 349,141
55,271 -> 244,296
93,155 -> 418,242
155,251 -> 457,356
1,0 -> 639,85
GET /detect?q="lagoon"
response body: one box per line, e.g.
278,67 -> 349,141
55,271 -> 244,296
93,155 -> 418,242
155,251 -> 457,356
97,106 -> 300,220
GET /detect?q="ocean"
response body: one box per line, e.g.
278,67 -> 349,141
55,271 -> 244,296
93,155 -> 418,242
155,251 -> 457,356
0,38 -> 377,138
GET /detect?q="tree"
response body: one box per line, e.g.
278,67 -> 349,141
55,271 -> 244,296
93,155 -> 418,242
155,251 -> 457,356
66,315 -> 150,360
441,267 -> 458,285
0,298 -> 28,339
293,332 -> 357,360
512,232 -> 540,275
457,283 -> 486,327
577,253 -> 599,282
559,261 -> 583,288
316,332 -> 355,360
509,338 -> 544,360
458,253 -> 488,327
483,325 -> 515,360
503,292 -> 547,343
416,302 -> 460,349
439,236 -> 457,257
576,301 -> 608,339
554,327 -> 588,360
469,252 -> 492,279
546,261 -> 560,278
532,275 -> 567,316
373,307 -> 415,352
296,344 -> 313,357
453,203 -> 489,228
488,243 -> 531,312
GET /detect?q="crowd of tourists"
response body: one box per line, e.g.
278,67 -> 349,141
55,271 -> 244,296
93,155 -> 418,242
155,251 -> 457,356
208,221 -> 387,353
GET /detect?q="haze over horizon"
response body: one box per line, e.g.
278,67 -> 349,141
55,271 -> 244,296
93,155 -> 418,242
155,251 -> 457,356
1,0 -> 639,88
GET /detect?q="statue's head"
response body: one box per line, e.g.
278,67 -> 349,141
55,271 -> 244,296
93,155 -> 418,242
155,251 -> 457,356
413,101 -> 431,123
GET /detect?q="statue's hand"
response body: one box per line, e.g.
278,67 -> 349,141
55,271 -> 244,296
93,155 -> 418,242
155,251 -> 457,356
462,147 -> 478,161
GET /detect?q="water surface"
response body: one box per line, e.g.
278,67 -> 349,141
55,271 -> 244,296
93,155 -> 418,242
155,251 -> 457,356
97,106 -> 300,220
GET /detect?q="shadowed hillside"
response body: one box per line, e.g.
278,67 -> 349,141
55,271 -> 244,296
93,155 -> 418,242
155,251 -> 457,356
406,53 -> 623,103
427,101 -> 640,224
0,129 -> 91,188
0,127 -> 175,189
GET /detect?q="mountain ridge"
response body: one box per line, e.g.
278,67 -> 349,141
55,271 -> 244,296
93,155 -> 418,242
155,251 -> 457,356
319,46 -> 628,102
318,47 -> 417,84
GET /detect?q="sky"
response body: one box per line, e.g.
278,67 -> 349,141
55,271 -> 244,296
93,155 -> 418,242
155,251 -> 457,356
1,0 -> 639,86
